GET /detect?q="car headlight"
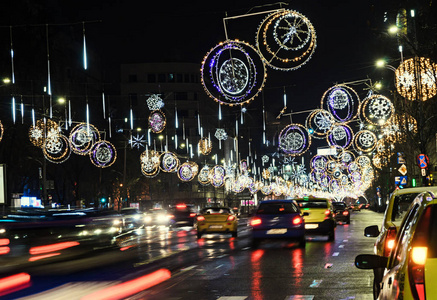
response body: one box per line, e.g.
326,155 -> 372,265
144,216 -> 152,223
156,214 -> 168,222
113,219 -> 122,226
133,215 -> 140,220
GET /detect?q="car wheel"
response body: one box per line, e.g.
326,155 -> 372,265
297,236 -> 306,248
232,231 -> 238,238
328,230 -> 335,241
197,231 -> 202,239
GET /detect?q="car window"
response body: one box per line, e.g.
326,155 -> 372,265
332,203 -> 346,209
202,208 -> 231,214
297,200 -> 328,209
391,193 -> 419,223
256,202 -> 298,214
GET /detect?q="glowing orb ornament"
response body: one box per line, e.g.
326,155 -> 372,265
306,109 -> 334,138
256,9 -> 317,71
198,137 -> 212,155
198,165 -> 211,186
140,150 -> 160,177
311,155 -> 328,171
321,84 -> 360,123
43,134 -> 71,164
148,110 -> 166,133
69,123 -> 100,155
353,130 -> 377,153
356,155 -> 371,168
178,161 -> 198,182
146,94 -> 164,111
327,124 -> 353,149
395,57 -> 437,101
214,128 -> 228,140
278,123 -> 311,156
159,152 -> 179,173
262,155 -> 270,164
201,39 -> 267,106
360,94 -> 394,126
209,165 -> 225,187
29,119 -> 60,148
89,140 -> 117,168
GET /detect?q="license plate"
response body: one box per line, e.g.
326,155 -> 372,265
305,224 -> 318,229
209,225 -> 223,229
267,228 -> 287,234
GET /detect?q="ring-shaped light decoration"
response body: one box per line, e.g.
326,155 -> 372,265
140,149 -> 160,175
338,150 -> 356,166
256,9 -> 317,71
0,120 -> 3,142
327,124 -> 353,149
311,155 -> 328,171
261,184 -> 273,195
178,161 -> 198,182
360,94 -> 395,126
248,181 -> 261,194
69,123 -> 100,155
321,84 -> 360,123
375,138 -> 395,158
209,165 -> 225,187
347,161 -> 360,174
381,113 -> 417,143
89,140 -> 117,168
395,57 -> 437,101
262,169 -> 271,180
159,151 -> 179,172
43,134 -> 71,164
306,109 -> 334,139
198,165 -> 210,186
198,137 -> 212,155
372,153 -> 388,170
29,119 -> 60,148
278,123 -> 311,156
326,160 -> 338,174
201,39 -> 267,106
356,155 -> 371,169
232,179 -> 245,193
353,130 -> 377,153
148,110 -> 166,134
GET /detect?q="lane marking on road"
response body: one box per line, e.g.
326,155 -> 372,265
180,265 -> 197,272
285,296 -> 314,300
338,245 -> 344,248
309,280 -> 322,288
343,239 -> 348,242
217,297 -> 247,300
332,252 -> 340,256
215,264 -> 224,270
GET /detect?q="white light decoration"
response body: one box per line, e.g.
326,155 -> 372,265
321,84 -> 360,123
353,130 -> 377,153
69,123 -> 100,155
198,165 -> 211,186
148,110 -> 166,134
89,140 -> 117,168
43,134 -> 71,164
159,152 -> 179,173
146,94 -> 164,111
29,119 -> 60,148
177,161 -> 199,182
360,94 -> 394,126
140,149 -> 160,177
306,109 -> 334,138
129,134 -> 147,149
278,123 -> 311,156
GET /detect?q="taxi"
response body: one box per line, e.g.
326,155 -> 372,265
363,186 -> 437,298
355,189 -> 437,299
295,197 -> 336,241
195,207 -> 238,238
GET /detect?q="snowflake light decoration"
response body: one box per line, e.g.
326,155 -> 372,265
198,165 -> 211,186
89,140 -> 117,168
262,155 -> 270,164
278,123 -> 311,156
356,155 -> 371,168
129,134 -> 147,149
214,128 -> 228,141
354,130 -> 377,152
360,94 -> 394,126
69,123 -> 100,155
43,134 -> 71,164
208,165 -> 225,187
306,109 -> 334,138
146,94 -> 164,111
321,84 -> 360,123
311,155 -> 328,171
29,119 -> 60,148
327,124 -> 353,149
140,150 -> 160,177
148,110 -> 166,133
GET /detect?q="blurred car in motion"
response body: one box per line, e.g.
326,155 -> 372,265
143,209 -> 170,226
350,203 -> 362,211
120,207 -> 145,229
195,207 -> 238,238
168,204 -> 196,228
249,200 -> 307,248
363,186 -> 437,298
332,201 -> 350,224
295,197 -> 336,241
355,189 -> 437,300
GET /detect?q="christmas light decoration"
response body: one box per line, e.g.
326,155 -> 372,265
356,155 -> 371,168
311,155 -> 328,171
29,119 -> 60,148
140,149 -> 160,177
148,110 -> 166,134
198,137 -> 212,155
208,165 -> 225,187
178,161 -> 199,182
256,9 -> 317,71
327,124 -> 353,149
69,123 -> 100,155
43,134 -> 71,164
360,94 -> 394,126
0,120 -> 3,142
159,152 -> 179,173
278,123 -> 311,156
198,165 -> 211,186
89,140 -> 117,168
353,130 -> 377,152
305,109 -> 334,138
321,84 -> 360,123
146,94 -> 164,111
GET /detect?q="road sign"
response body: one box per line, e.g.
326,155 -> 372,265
397,152 -> 406,164
400,176 -> 408,186
398,164 -> 407,175
417,154 -> 429,169
395,176 -> 400,184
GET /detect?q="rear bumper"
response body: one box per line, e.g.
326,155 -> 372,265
198,222 -> 237,233
251,227 -> 305,240
304,219 -> 335,234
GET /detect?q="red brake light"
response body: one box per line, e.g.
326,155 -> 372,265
227,215 -> 236,222
176,204 -> 187,209
342,211 -> 349,216
189,213 -> 196,218
292,216 -> 303,225
250,217 -> 262,226
197,216 -> 205,222
324,209 -> 331,215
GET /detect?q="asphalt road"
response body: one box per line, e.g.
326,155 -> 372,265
7,209 -> 383,300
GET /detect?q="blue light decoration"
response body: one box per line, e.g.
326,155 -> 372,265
89,140 -> 117,168
321,84 -> 360,123
278,123 -> 311,156
327,124 -> 353,149
305,109 -> 334,139
201,40 -> 266,106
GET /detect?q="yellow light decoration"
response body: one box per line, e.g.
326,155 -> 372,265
29,119 -> 60,148
69,123 -> 101,155
395,57 -> 437,101
359,94 -> 395,126
43,134 -> 71,164
372,153 -> 388,169
262,169 -> 271,180
0,120 -> 3,142
198,137 -> 212,155
140,150 -> 160,177
177,161 -> 199,182
382,114 -> 417,143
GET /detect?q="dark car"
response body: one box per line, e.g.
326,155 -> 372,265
120,207 -> 145,229
332,201 -> 350,224
249,200 -> 307,248
168,204 -> 197,228
143,209 -> 170,226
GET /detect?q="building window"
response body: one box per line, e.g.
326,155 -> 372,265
158,73 -> 166,83
168,73 -> 175,83
147,73 -> 156,83
190,74 -> 195,83
128,74 -> 137,82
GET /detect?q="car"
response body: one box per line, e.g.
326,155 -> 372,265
195,207 -> 238,238
350,203 -> 362,211
120,207 -> 145,229
363,186 -> 437,298
355,189 -> 437,300
249,200 -> 307,248
143,209 -> 170,226
332,201 -> 350,224
167,204 -> 197,228
295,197 -> 336,241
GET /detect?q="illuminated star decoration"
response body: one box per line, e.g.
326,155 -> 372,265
146,94 -> 164,111
129,134 -> 147,149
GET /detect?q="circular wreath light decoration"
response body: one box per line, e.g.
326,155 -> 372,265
305,109 -> 334,138
321,84 -> 360,123
159,151 -> 179,173
360,94 -> 395,126
69,123 -> 100,155
0,120 -> 3,142
256,9 -> 317,71
29,119 -> 60,148
395,57 -> 437,101
311,155 -> 328,171
198,165 -> 211,186
278,123 -> 311,156
201,39 -> 267,106
327,124 -> 353,149
140,149 -> 160,177
208,165 -> 226,187
353,130 -> 377,153
356,155 -> 371,169
148,110 -> 166,134
178,161 -> 199,182
43,134 -> 71,164
198,137 -> 212,155
89,140 -> 117,168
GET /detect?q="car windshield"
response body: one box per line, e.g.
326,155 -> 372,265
391,193 -> 420,222
256,202 -> 298,214
201,208 -> 231,214
296,199 -> 328,209
332,202 -> 346,209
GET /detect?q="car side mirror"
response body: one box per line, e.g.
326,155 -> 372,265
302,212 -> 309,216
364,225 -> 380,237
355,254 -> 388,269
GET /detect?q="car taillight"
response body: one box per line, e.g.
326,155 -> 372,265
227,215 -> 236,221
292,216 -> 303,225
250,217 -> 262,226
324,209 -> 331,219
342,211 -> 349,216
168,214 -> 175,219
189,213 -> 196,218
384,226 -> 397,257
197,216 -> 205,222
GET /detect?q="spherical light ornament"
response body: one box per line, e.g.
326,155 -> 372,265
261,184 -> 273,195
0,120 -> 3,142
395,57 -> 437,101
89,140 -> 117,168
198,165 -> 211,186
256,9 -> 317,71
43,134 -> 71,164
159,151 -> 179,172
140,149 -> 160,177
262,155 -> 270,164
311,155 -> 328,171
198,137 -> 212,155
360,94 -> 395,126
209,165 -> 225,187
338,150 -> 355,166
278,123 -> 311,156
214,128 -> 228,141
372,153 -> 388,169
148,110 -> 166,133
146,94 -> 164,111
327,124 -> 353,149
29,119 -> 60,148
321,84 -> 360,123
354,130 -> 377,153
356,155 -> 371,168
178,161 -> 198,182
201,39 -> 267,106
69,123 -> 100,155
305,109 -> 334,138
